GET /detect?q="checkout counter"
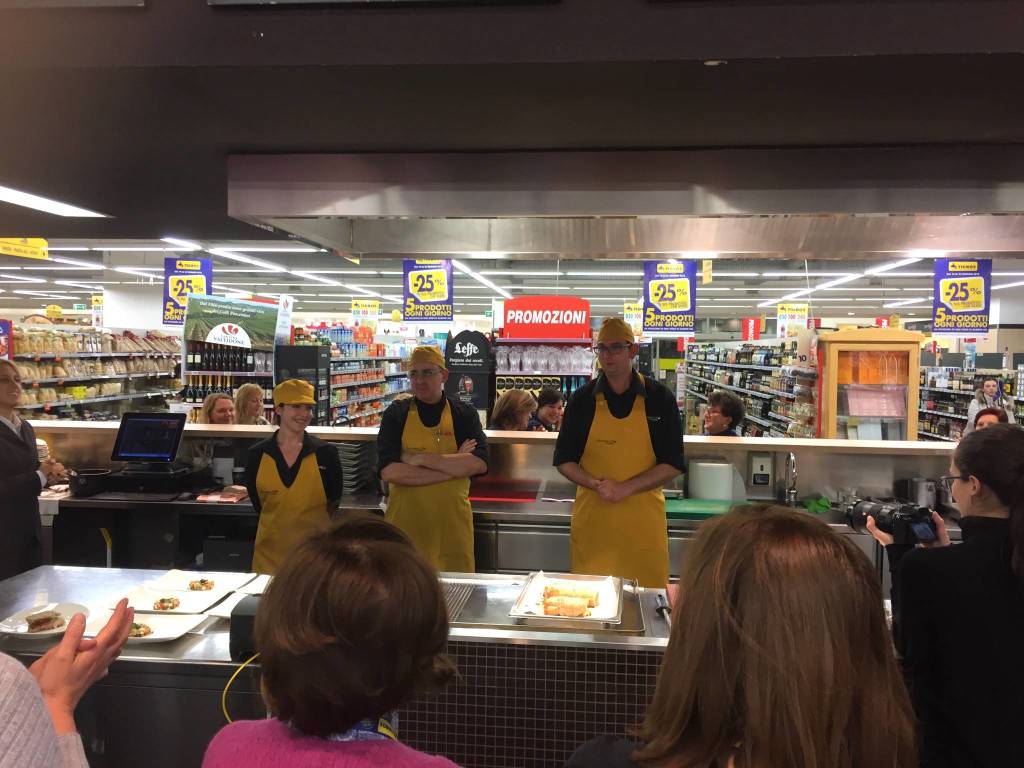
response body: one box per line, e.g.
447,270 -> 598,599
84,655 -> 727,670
6,422 -> 961,768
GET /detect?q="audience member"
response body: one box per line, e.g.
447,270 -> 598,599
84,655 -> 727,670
701,390 -> 744,436
489,390 -> 537,431
527,388 -> 564,432
972,405 -> 1008,431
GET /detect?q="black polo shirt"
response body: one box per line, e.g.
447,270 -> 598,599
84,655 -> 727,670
553,370 -> 686,472
244,431 -> 343,515
377,395 -> 489,475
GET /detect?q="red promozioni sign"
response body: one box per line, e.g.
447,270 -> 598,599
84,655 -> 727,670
503,296 -> 591,340
875,317 -> 890,328
741,317 -> 761,340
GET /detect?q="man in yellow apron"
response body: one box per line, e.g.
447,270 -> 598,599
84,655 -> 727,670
245,379 -> 343,574
554,318 -> 685,587
378,346 -> 489,572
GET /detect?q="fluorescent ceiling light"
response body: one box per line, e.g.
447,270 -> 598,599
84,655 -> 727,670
161,237 -> 202,251
114,267 -> 158,279
478,271 -> 564,276
464,251 -> 508,259
378,271 -> 404,276
761,271 -> 856,278
906,249 -> 947,259
381,295 -> 404,303
303,270 -> 379,275
232,245 -> 319,253
708,272 -> 762,277
50,256 -> 105,269
343,284 -> 383,297
0,184 -> 106,217
47,246 -> 91,252
994,272 -> 1024,277
452,259 -> 512,299
566,271 -> 643,277
883,297 -> 930,308
289,271 -> 341,286
993,280 -> 1024,291
879,271 -> 932,277
54,280 -> 102,290
0,273 -> 46,283
209,249 -> 287,273
95,247 -> 175,252
864,257 -> 922,276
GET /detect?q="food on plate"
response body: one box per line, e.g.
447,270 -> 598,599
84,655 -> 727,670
153,597 -> 180,611
543,596 -> 591,618
129,622 -> 153,638
25,609 -> 65,633
542,583 -> 599,607
188,579 -> 215,591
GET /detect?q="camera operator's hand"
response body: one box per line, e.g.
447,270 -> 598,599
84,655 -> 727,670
865,515 -> 894,547
919,510 -> 952,548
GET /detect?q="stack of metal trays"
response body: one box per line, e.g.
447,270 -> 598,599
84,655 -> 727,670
336,442 -> 379,494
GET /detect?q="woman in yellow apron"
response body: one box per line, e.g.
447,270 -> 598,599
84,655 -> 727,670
378,346 -> 489,572
554,318 -> 686,587
244,379 -> 342,574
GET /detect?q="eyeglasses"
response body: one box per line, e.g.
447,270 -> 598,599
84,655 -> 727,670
408,369 -> 440,380
939,475 -> 970,492
592,343 -> 632,355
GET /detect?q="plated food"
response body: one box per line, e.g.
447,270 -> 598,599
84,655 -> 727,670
26,609 -> 65,633
543,583 -> 599,607
543,595 -> 591,618
153,597 -> 180,611
128,622 -> 153,638
188,579 -> 215,591
509,572 -> 623,624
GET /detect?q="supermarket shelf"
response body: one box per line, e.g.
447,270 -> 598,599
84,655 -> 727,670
685,389 -> 707,402
920,386 -> 974,396
19,389 -> 179,411
745,413 -> 774,429
686,373 -> 773,399
920,408 -> 968,421
23,372 -> 177,385
331,390 -> 410,408
331,377 -> 386,389
769,412 -> 795,424
384,372 -> 409,378
919,430 -> 956,442
15,351 -> 177,360
764,388 -> 798,399
333,405 -> 389,425
496,371 -> 591,376
331,356 -> 403,363
686,360 -> 776,373
184,370 -> 272,377
495,338 -> 590,344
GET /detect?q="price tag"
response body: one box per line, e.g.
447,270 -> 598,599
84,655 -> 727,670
939,276 -> 985,312
647,277 -> 691,313
407,268 -> 449,303
168,275 -> 206,307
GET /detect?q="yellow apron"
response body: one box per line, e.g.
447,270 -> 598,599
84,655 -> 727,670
571,378 -> 669,587
385,401 -> 474,572
252,450 -> 331,575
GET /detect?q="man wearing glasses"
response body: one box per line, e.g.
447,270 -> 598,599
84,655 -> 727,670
554,318 -> 685,587
378,345 -> 489,572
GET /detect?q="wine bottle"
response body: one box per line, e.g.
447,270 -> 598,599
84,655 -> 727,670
246,348 -> 255,372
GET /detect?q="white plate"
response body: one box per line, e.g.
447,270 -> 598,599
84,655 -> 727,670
204,591 -> 251,619
144,569 -> 257,594
116,586 -> 231,614
238,574 -> 271,595
0,603 -> 89,637
87,610 -> 207,644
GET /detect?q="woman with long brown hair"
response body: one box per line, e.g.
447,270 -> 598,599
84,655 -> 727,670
868,423 -> 1024,767
568,504 -> 916,768
489,389 -> 537,431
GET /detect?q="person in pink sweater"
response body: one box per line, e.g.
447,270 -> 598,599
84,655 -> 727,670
203,513 -> 460,768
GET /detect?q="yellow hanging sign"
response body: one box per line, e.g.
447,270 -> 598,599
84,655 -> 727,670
702,259 -> 713,285
0,238 -> 48,260
45,304 -> 63,320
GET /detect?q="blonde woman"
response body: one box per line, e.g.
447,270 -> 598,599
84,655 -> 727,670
234,382 -> 270,426
489,389 -> 537,431
198,392 -> 235,425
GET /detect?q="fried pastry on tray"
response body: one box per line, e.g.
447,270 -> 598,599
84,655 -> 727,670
542,583 -> 599,607
543,596 -> 591,618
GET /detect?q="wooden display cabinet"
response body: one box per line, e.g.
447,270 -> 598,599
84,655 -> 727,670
819,328 -> 925,441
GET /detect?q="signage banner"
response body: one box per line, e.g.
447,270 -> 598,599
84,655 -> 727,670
275,295 -> 294,345
701,259 -> 713,285
932,258 -> 991,335
623,301 -> 643,337
91,294 -> 103,328
351,298 -> 380,332
776,303 -> 809,339
162,257 -> 213,326
0,319 -> 11,360
403,259 -> 453,322
445,329 -> 491,370
0,237 -> 47,260
45,304 -> 63,320
502,295 -> 591,340
642,260 -> 696,334
184,294 -> 279,349
741,316 -> 761,340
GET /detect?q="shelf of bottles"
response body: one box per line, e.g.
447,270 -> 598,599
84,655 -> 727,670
494,342 -> 592,403
917,366 -> 1024,440
329,353 -> 410,427
181,341 -> 276,420
684,342 -> 818,438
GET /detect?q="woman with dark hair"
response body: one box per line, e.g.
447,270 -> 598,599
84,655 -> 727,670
567,504 -> 916,768
527,387 -> 564,432
963,377 -> 1015,435
203,513 -> 459,768
972,405 -> 1008,431
867,423 -> 1024,767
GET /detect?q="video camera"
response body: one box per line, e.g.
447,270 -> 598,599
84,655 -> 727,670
842,498 -> 938,546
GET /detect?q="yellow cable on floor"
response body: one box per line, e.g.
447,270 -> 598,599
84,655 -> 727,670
221,653 -> 260,723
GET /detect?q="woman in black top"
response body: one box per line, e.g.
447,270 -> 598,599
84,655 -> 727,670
868,423 -> 1024,768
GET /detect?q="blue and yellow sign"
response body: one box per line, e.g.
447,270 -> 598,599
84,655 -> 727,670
932,258 -> 991,335
403,259 -> 453,322
163,257 -> 213,325
642,260 -> 697,333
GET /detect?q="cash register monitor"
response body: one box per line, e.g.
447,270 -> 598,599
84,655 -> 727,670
111,412 -> 188,466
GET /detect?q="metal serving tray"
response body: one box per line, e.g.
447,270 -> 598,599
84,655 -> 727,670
509,571 -> 628,629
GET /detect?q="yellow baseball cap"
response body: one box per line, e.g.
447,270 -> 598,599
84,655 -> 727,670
409,345 -> 446,369
273,379 -> 315,406
596,317 -> 635,345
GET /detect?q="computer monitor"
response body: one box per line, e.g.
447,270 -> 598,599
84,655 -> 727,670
110,412 -> 187,464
